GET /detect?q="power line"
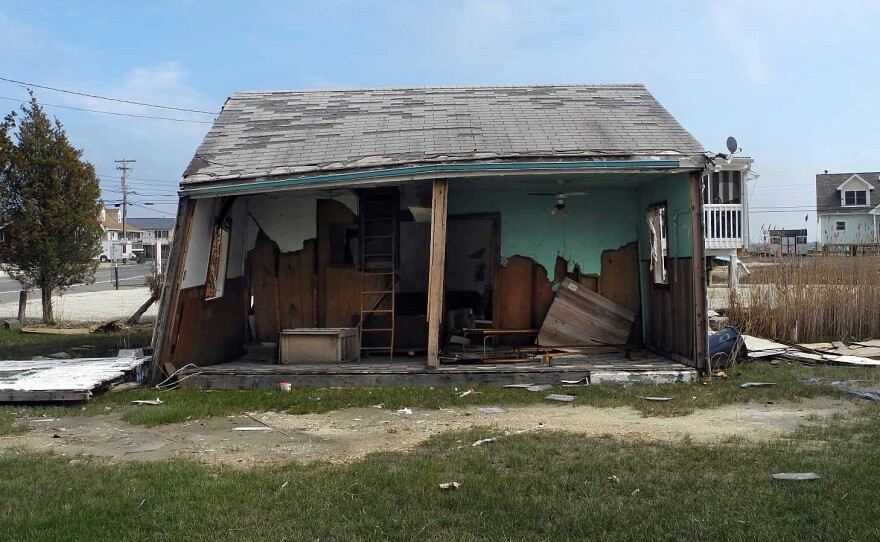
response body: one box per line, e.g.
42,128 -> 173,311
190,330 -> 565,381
0,95 -> 214,124
0,76 -> 219,114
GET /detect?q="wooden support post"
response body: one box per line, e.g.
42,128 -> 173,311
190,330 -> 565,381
148,198 -> 197,385
17,290 -> 27,324
427,179 -> 448,369
689,171 -> 708,372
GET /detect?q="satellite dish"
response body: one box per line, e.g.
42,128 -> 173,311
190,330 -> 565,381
726,136 -> 738,154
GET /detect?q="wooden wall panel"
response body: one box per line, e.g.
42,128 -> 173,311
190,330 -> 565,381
496,256 -> 534,331
169,278 -> 247,368
325,267 -> 361,327
248,232 -> 280,342
278,239 -> 317,329
645,258 -> 695,365
317,199 -> 357,326
599,242 -> 640,313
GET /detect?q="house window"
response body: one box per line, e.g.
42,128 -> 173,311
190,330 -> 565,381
796,236 -> 807,244
205,219 -> 232,299
836,221 -> 846,231
330,224 -> 359,266
843,190 -> 867,206
647,203 -> 668,284
710,171 -> 742,204
770,236 -> 781,244
154,230 -> 169,239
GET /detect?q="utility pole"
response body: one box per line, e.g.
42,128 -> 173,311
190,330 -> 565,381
115,159 -> 135,257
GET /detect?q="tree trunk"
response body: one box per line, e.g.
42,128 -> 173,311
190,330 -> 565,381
127,296 -> 156,326
41,285 -> 54,324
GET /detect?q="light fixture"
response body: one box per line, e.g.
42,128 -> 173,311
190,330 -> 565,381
551,199 -> 571,216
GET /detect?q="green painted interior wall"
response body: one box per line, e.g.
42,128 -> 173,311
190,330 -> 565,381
447,180 -> 639,275
636,173 -> 694,260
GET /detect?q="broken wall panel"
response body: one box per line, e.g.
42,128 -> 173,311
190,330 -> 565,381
248,232 -> 280,342
278,239 -> 318,329
317,199 -> 360,327
169,277 -> 248,368
598,242 -> 640,313
538,278 -> 636,347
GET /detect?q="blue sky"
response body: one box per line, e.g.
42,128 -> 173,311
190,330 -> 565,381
1,0 -> 879,240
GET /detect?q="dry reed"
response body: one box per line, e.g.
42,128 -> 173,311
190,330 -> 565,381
726,255 -> 880,342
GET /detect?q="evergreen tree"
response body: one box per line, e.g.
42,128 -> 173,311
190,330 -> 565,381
0,94 -> 102,324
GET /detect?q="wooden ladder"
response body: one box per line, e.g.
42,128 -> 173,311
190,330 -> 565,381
358,188 -> 399,360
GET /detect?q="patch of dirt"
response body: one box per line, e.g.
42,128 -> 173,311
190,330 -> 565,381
0,397 -> 854,466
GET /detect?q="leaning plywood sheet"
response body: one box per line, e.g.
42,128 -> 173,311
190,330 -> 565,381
742,335 -> 789,359
782,351 -> 880,367
538,278 -> 636,347
0,356 -> 148,402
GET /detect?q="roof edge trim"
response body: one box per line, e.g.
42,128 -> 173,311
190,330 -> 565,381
179,159 -> 691,197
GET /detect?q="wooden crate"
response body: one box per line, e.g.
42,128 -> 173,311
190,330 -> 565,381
279,328 -> 359,364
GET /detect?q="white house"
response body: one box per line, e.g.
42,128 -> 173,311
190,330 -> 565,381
816,171 -> 878,246
702,156 -> 757,285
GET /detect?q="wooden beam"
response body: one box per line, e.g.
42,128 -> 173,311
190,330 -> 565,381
148,198 -> 197,384
689,171 -> 708,371
426,179 -> 448,369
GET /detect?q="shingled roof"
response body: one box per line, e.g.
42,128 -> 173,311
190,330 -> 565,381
182,84 -> 704,186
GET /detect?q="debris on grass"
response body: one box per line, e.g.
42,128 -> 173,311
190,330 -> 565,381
740,382 -> 777,389
545,393 -> 576,402
131,398 -> 163,406
636,396 -> 672,402
477,407 -> 506,414
560,377 -> 589,386
608,475 -> 620,483
527,384 -> 553,392
397,407 -> 413,415
438,481 -> 461,490
772,472 -> 820,481
458,388 -> 480,398
848,391 -> 880,403
232,426 -> 273,432
470,424 -> 544,447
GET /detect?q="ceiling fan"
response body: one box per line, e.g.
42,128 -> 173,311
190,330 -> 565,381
528,181 -> 588,216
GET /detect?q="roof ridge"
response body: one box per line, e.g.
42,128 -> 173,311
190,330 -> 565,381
230,83 -> 648,95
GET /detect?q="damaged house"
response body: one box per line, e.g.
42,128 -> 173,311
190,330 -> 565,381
150,84 -> 710,387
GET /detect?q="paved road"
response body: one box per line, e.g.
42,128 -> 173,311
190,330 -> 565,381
0,263 -> 154,304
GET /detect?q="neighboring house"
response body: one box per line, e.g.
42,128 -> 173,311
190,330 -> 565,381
765,228 -> 809,256
98,205 -> 143,261
702,156 -> 757,285
816,171 -> 879,246
150,84 -> 713,384
127,217 -> 175,260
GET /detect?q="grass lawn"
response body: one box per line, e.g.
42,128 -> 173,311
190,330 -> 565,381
1,402 -> 878,541
1,363 -> 877,432
0,326 -> 153,360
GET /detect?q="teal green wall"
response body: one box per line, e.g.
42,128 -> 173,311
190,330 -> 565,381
637,173 -> 694,260
447,181 -> 639,275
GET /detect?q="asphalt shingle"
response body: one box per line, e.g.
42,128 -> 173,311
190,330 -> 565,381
182,84 -> 705,185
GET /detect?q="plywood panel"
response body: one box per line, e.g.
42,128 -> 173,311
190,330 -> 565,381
645,258 -> 695,364
317,199 -> 357,326
538,278 -> 636,347
170,278 -> 247,368
278,239 -> 318,329
248,232 -> 280,342
324,267 -> 361,327
497,256 -> 534,331
533,256 -> 567,327
599,242 -> 640,313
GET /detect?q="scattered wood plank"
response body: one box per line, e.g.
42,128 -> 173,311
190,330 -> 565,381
20,327 -> 91,335
538,278 -> 635,347
0,356 -> 148,402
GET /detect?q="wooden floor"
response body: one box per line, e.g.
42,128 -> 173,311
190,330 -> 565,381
178,353 -> 695,389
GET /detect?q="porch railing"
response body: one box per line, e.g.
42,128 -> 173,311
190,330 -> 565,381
704,203 -> 744,250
